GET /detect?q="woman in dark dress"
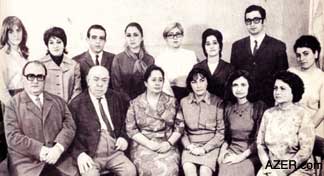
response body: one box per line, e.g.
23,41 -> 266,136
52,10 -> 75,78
111,22 -> 154,101
218,70 -> 267,176
194,28 -> 233,99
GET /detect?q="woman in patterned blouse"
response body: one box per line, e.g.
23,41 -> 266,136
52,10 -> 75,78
178,67 -> 224,176
257,71 -> 316,176
126,65 -> 184,176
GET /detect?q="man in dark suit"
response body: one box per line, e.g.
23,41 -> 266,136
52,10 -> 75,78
230,5 -> 288,106
69,66 -> 136,176
73,24 -> 115,90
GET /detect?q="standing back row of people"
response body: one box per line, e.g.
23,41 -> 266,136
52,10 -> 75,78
0,4 -> 323,176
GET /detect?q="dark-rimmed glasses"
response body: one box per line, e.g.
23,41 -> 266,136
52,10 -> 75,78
24,74 -> 46,81
166,32 -> 183,39
245,17 -> 263,25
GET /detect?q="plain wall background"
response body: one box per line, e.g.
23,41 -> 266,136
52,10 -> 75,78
0,0 -> 309,67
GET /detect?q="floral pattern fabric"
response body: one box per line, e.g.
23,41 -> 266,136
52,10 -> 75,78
126,92 -> 184,176
257,104 -> 316,175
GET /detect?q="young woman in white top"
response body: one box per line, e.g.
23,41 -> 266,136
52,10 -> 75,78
289,35 -> 324,172
155,22 -> 197,101
0,16 -> 29,105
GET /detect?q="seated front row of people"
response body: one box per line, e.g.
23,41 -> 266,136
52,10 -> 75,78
3,61 -> 317,176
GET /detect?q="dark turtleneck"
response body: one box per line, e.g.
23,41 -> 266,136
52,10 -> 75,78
49,53 -> 64,66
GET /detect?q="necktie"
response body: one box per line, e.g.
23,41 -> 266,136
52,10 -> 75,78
95,55 -> 99,65
252,40 -> 258,56
35,96 -> 42,111
97,98 -> 113,133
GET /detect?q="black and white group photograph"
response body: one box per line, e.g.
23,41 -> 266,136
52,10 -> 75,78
0,0 -> 323,175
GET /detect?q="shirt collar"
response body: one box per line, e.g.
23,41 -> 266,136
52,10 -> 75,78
88,90 -> 106,103
26,92 -> 44,104
250,32 -> 266,48
88,50 -> 103,64
188,92 -> 211,104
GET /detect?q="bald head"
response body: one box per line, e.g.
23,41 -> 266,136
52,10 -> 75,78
87,66 -> 109,98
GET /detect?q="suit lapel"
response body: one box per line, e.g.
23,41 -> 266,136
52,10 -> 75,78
84,51 -> 95,67
101,51 -> 108,67
84,92 -> 100,124
106,91 -> 116,127
21,91 -> 43,119
245,37 -> 253,56
255,35 -> 270,57
61,55 -> 73,73
42,92 -> 54,123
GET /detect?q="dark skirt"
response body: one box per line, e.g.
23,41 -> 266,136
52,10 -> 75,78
218,154 -> 261,176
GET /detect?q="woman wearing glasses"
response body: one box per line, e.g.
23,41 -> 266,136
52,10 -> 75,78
39,27 -> 81,102
194,28 -> 233,99
155,22 -> 197,101
111,22 -> 154,101
289,35 -> 324,173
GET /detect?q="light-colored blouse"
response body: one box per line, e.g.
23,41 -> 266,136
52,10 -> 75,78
0,48 -> 27,105
257,103 -> 315,175
289,67 -> 324,137
156,48 -> 197,95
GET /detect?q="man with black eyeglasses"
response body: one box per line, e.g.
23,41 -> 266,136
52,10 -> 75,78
4,60 -> 77,176
230,5 -> 288,106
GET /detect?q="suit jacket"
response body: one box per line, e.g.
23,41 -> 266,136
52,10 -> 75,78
194,59 -> 234,99
40,54 -> 81,103
230,35 -> 288,105
69,89 -> 129,159
4,91 -> 77,176
73,50 -> 115,90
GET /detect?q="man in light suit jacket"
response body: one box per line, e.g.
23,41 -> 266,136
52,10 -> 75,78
4,60 -> 77,176
73,24 -> 115,90
230,5 -> 288,106
69,66 -> 136,176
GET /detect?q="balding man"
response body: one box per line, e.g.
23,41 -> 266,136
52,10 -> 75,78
4,60 -> 77,176
69,66 -> 136,176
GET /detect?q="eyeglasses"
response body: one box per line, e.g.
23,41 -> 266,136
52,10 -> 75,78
245,17 -> 263,25
166,32 -> 183,39
24,74 -> 46,81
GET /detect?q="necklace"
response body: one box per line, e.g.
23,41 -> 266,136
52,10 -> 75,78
232,102 -> 251,117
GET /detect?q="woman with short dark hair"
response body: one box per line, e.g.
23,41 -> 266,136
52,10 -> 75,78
194,28 -> 233,99
178,67 -> 224,176
257,71 -> 315,176
289,35 -> 324,165
218,70 -> 267,176
39,26 -> 81,102
126,65 -> 184,176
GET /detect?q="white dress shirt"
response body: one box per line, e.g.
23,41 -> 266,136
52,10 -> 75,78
89,50 -> 103,65
89,90 -> 114,130
249,32 -> 266,54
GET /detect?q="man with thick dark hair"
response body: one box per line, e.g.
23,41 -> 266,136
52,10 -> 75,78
73,24 -> 115,90
230,5 -> 288,106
